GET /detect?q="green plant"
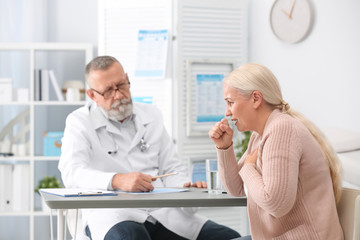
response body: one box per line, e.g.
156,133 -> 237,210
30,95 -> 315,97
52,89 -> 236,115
234,131 -> 251,161
35,176 -> 62,194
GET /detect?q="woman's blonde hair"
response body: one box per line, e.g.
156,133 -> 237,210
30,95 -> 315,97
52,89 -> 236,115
224,63 -> 342,203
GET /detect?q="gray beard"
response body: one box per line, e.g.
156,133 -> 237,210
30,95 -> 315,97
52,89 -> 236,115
106,99 -> 133,122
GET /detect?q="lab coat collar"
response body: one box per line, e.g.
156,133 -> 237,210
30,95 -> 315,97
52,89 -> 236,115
88,102 -> 154,137
130,104 -> 154,150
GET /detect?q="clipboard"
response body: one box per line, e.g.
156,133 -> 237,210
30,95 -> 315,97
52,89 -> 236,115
40,188 -> 117,197
115,187 -> 189,195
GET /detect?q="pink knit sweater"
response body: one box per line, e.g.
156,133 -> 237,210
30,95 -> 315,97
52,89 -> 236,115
217,110 -> 343,240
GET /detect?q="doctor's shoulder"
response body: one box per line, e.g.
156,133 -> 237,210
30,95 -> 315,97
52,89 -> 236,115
134,102 -> 163,120
64,102 -> 92,125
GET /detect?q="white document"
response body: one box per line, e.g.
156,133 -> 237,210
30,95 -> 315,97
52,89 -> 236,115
134,29 -> 169,79
49,70 -> 64,101
34,70 -> 40,101
0,164 -> 13,212
12,164 -> 30,212
41,69 -> 49,101
0,78 -> 13,102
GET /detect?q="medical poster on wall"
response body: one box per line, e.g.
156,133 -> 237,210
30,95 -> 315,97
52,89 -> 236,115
196,74 -> 225,123
134,29 -> 169,79
186,60 -> 235,136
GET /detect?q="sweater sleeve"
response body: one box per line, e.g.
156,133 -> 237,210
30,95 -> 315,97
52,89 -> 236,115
240,118 -> 303,217
217,144 -> 246,197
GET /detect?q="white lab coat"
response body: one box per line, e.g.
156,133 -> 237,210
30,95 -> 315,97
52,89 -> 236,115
59,102 -> 207,240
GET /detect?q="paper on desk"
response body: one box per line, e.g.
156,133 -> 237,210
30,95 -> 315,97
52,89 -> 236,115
40,188 -> 117,197
116,188 -> 189,195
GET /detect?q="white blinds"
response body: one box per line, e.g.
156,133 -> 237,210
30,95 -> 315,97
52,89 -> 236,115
98,0 -> 173,134
175,0 -> 248,160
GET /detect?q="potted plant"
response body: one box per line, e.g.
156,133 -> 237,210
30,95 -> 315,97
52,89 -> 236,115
234,131 -> 251,161
35,176 -> 62,211
35,176 -> 62,194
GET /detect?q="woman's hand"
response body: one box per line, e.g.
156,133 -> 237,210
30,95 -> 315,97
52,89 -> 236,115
209,118 -> 233,149
183,181 -> 207,188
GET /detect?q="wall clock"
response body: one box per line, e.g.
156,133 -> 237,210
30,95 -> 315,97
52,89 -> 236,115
270,0 -> 313,43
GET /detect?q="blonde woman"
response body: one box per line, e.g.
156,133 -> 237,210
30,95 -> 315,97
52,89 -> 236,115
209,63 -> 343,239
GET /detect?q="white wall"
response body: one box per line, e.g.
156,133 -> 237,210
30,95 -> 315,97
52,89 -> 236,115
47,0 -> 98,51
0,0 -> 48,128
248,0 -> 360,132
2,0 -> 359,133
44,0 -> 360,133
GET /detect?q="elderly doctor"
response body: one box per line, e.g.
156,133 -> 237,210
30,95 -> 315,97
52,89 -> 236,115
58,56 -> 240,240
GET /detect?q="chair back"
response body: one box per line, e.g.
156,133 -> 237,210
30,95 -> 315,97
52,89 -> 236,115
337,187 -> 360,240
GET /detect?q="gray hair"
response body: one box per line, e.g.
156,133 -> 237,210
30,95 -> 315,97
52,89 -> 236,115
85,56 -> 120,83
223,63 -> 284,109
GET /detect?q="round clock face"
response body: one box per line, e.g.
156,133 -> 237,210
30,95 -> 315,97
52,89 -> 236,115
270,0 -> 313,43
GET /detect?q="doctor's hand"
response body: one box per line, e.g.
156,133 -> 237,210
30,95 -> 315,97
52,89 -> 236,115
183,181 -> 207,188
112,172 -> 154,192
209,118 -> 234,149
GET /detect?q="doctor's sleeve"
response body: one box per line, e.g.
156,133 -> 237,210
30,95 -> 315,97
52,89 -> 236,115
58,113 -> 115,189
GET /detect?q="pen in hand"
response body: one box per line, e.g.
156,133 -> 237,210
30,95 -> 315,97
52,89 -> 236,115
152,172 -> 178,180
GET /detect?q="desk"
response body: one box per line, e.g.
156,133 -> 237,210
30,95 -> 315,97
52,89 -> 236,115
41,188 -> 247,240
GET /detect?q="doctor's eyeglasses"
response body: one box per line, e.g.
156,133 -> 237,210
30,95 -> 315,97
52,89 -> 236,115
91,81 -> 130,99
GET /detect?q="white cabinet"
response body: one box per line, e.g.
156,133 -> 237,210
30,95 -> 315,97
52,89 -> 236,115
0,42 -> 93,240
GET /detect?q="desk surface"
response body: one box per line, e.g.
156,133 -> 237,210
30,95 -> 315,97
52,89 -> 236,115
41,188 -> 247,209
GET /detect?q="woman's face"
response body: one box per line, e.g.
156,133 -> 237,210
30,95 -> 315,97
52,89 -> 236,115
223,84 -> 253,132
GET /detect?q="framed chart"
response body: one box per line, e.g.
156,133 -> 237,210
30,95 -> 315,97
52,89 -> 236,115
186,59 -> 237,136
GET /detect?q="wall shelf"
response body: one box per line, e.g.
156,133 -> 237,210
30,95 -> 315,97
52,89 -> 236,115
0,42 -> 93,240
